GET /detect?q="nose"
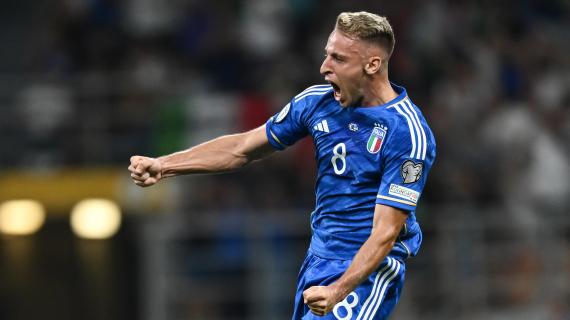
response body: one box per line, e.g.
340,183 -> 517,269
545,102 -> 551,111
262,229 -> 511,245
320,56 -> 332,76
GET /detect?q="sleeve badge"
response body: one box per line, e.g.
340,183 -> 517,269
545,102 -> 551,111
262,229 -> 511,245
401,160 -> 423,183
273,102 -> 291,123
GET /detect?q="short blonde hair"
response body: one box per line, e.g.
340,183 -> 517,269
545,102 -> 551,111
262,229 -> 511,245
336,11 -> 395,58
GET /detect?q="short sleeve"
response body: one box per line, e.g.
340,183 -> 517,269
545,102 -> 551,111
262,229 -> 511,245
376,115 -> 436,212
267,86 -> 333,150
265,98 -> 309,150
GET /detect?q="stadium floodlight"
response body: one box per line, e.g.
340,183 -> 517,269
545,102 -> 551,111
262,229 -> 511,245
0,200 -> 46,236
70,199 -> 122,240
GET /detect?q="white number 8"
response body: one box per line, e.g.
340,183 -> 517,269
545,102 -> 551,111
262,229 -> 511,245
333,292 -> 359,320
331,143 -> 347,175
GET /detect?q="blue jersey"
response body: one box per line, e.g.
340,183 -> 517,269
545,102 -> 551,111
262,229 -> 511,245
266,83 -> 436,260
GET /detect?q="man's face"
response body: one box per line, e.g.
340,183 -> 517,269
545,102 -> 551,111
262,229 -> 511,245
320,29 -> 370,108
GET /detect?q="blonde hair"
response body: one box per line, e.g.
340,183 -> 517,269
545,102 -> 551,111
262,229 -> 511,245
336,11 -> 395,58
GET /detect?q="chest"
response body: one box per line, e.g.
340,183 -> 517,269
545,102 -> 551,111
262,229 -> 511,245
309,108 -> 390,179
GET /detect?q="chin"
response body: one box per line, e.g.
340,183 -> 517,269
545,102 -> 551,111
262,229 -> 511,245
339,96 -> 357,108
336,95 -> 351,108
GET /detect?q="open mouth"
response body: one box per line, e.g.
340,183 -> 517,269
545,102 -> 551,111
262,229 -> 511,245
329,82 -> 341,101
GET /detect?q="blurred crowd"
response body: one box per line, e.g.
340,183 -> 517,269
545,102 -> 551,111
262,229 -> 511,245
0,0 -> 569,319
2,0 -> 568,209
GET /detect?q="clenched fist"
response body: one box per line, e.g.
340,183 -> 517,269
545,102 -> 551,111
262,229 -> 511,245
303,285 -> 343,316
128,156 -> 163,187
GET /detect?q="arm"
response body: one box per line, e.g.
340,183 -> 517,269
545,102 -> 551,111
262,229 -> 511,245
128,124 -> 275,187
303,204 -> 408,316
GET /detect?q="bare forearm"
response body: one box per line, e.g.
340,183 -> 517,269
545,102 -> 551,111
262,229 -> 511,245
128,125 -> 273,187
331,229 -> 399,298
159,133 -> 261,177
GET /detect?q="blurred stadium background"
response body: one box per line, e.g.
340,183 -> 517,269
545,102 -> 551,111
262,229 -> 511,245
0,0 -> 568,319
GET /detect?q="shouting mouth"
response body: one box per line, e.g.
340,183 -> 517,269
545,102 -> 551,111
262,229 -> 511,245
329,82 -> 341,101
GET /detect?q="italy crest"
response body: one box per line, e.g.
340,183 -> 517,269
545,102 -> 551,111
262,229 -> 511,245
367,126 -> 387,154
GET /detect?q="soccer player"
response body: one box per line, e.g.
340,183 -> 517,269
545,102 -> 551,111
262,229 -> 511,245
129,11 -> 436,320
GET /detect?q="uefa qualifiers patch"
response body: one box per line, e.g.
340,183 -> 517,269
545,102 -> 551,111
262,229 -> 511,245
388,184 -> 420,204
274,102 -> 290,123
400,160 -> 423,184
366,125 -> 387,154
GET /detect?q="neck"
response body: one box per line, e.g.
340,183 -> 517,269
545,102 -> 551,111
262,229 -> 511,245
360,76 -> 398,107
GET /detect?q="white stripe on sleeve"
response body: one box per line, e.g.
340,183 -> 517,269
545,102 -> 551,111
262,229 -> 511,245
390,104 -> 417,159
294,88 -> 332,103
400,99 -> 423,159
294,84 -> 331,98
404,100 -> 427,160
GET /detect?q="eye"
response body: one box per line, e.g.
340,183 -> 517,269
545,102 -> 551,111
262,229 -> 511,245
324,52 -> 345,63
330,53 -> 345,63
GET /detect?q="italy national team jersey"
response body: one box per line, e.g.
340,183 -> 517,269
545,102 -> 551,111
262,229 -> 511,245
265,83 -> 436,261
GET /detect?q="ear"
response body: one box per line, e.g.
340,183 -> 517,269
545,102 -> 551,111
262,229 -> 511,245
364,56 -> 382,75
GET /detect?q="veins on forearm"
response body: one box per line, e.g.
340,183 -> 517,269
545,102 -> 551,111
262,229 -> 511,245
334,232 -> 397,295
159,135 -> 250,176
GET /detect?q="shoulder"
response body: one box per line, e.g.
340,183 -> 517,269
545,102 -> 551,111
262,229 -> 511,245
385,98 -> 435,161
292,84 -> 334,107
280,84 -> 334,123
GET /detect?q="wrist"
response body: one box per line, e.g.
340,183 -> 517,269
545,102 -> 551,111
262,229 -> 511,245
329,281 -> 350,302
157,156 -> 168,178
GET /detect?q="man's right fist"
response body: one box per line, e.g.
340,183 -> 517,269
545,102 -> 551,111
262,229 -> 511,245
128,156 -> 163,187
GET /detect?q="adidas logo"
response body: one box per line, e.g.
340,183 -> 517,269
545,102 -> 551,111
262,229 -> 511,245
314,119 -> 330,133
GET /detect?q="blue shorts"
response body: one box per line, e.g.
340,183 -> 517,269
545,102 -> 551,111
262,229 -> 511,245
293,251 -> 406,320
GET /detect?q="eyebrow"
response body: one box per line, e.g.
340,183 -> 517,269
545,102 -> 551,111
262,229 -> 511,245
325,50 -> 346,61
332,52 -> 347,60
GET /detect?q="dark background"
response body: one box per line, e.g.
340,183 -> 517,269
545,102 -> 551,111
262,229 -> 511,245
0,0 -> 568,319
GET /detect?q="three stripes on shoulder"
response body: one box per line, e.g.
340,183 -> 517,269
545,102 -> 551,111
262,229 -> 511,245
296,85 -> 333,133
